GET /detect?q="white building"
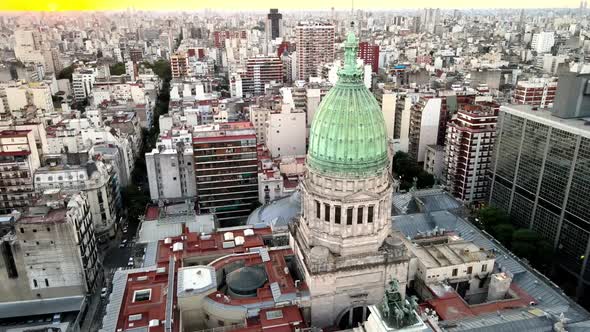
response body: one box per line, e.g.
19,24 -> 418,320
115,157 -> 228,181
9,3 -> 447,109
423,145 -> 444,181
409,97 -> 442,162
145,129 -> 196,203
265,88 -> 306,158
531,31 -> 555,54
34,161 -> 121,241
72,69 -> 96,101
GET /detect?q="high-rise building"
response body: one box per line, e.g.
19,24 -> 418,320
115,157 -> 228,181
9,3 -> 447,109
242,56 -> 283,97
192,122 -> 259,226
444,102 -> 498,203
295,22 -> 335,81
358,41 -> 379,73
512,77 -> 558,109
488,73 -> 590,304
0,130 -> 40,214
266,8 -> 283,41
170,52 -> 189,78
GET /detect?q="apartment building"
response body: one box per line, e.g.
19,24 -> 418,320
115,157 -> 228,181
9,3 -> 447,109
146,128 -> 196,203
512,78 -> 558,109
295,22 -> 335,81
34,160 -> 122,241
241,56 -> 283,97
0,130 -> 40,214
444,103 -> 498,203
192,122 -> 259,226
0,191 -> 98,303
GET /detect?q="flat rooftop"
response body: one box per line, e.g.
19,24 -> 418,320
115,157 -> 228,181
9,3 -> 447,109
501,104 -> 590,139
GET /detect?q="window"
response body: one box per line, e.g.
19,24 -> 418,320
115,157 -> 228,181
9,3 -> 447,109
315,200 -> 320,218
324,204 -> 330,222
33,279 -> 38,288
45,278 -> 49,287
218,320 -> 225,326
467,266 -> 473,275
334,206 -> 341,224
33,229 -> 37,233
20,228 -> 24,233
452,268 -> 458,277
357,207 -> 364,224
347,207 -> 353,225
47,227 -> 50,232
481,264 -> 487,272
133,289 -> 152,302
368,206 -> 374,223
204,314 -> 210,321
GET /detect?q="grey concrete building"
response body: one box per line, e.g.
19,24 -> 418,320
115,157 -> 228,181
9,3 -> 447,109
488,74 -> 590,305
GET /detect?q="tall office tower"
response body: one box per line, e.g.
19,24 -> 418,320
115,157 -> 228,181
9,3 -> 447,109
266,8 -> 283,41
295,22 -> 335,81
488,72 -> 590,304
358,41 -> 379,73
444,103 -> 498,203
512,78 -> 558,109
0,130 -> 41,214
170,52 -> 189,78
531,31 -> 555,54
421,8 -> 439,33
242,56 -> 283,97
192,122 -> 258,227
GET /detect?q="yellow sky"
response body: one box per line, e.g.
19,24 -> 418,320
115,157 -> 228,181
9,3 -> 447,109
0,0 -> 581,11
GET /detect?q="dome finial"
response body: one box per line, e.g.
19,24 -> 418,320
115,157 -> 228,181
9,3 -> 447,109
340,28 -> 360,77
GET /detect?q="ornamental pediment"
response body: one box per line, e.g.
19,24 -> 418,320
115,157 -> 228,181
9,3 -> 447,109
342,190 -> 381,202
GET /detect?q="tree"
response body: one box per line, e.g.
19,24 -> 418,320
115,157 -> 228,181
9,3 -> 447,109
110,62 -> 126,75
491,223 -> 515,247
477,206 -> 510,231
57,65 -> 75,81
416,170 -> 435,189
121,185 -> 150,223
511,229 -> 540,260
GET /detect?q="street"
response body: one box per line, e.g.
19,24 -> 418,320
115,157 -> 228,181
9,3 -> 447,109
84,217 -> 141,332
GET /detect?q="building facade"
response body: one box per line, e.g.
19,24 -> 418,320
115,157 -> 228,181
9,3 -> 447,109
295,22 -> 335,81
34,161 -> 121,241
0,192 -> 98,302
512,78 -> 557,109
488,100 -> 590,305
146,129 -> 196,203
445,103 -> 498,203
242,56 -> 283,97
0,130 -> 40,214
193,122 -> 259,226
358,42 -> 379,73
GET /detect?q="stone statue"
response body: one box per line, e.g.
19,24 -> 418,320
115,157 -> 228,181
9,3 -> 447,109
379,278 -> 419,329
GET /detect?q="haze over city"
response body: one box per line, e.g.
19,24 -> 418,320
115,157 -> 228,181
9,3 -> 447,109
0,3 -> 589,332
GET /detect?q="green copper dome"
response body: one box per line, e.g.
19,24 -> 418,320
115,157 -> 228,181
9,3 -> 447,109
307,32 -> 388,177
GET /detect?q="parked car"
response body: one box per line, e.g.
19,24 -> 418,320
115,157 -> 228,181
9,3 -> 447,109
100,287 -> 108,298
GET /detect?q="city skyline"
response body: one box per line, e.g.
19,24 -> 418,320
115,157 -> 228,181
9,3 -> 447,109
0,0 -> 585,12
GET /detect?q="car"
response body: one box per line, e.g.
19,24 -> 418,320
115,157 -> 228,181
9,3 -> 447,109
122,229 -> 128,234
100,287 -> 108,298
127,261 -> 134,266
52,313 -> 61,324
119,243 -> 125,248
128,257 -> 134,262
122,239 -> 128,244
